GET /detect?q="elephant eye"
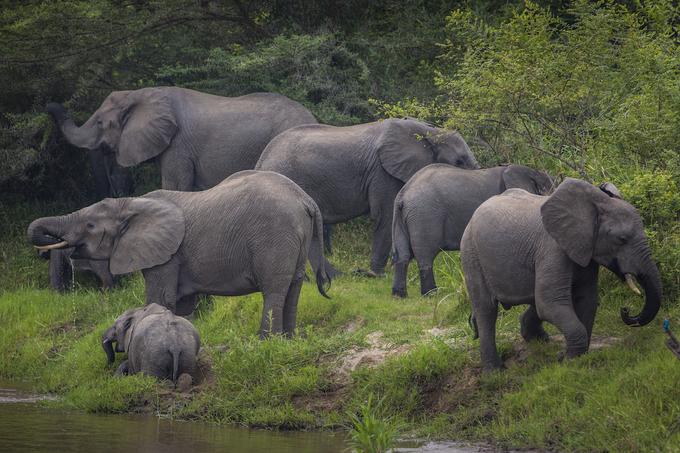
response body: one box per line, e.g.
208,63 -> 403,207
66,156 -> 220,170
617,235 -> 627,245
455,159 -> 463,166
86,222 -> 96,230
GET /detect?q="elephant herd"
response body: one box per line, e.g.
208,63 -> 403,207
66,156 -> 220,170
27,86 -> 662,383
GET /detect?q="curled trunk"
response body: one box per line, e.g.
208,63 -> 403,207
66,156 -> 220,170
46,102 -> 97,150
27,216 -> 69,247
620,257 -> 662,327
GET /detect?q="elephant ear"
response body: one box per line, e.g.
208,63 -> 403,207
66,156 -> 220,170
502,165 -> 552,194
117,89 -> 178,167
110,197 -> 185,275
540,178 -> 605,267
376,119 -> 435,182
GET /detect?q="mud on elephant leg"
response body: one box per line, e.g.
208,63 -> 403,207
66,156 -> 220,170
520,305 -> 550,343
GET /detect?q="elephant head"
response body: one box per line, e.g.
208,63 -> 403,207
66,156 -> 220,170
46,88 -> 178,167
501,165 -> 554,195
541,178 -> 662,327
101,303 -> 167,363
27,196 -> 185,275
376,118 -> 478,182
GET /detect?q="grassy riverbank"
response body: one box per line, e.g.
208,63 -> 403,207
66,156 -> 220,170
1,201 -> 679,452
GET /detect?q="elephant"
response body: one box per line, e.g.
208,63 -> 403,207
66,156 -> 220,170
46,87 -> 318,191
102,303 -> 200,385
38,248 -> 116,291
28,170 -> 331,337
255,118 -> 479,276
392,164 -> 553,297
460,178 -> 662,372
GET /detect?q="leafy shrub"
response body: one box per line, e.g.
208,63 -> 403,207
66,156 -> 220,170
156,34 -> 373,125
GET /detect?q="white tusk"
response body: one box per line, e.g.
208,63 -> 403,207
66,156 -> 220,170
34,240 -> 69,251
625,274 -> 642,296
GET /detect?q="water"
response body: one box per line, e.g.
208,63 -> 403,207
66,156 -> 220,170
0,383 -> 346,453
0,383 -> 503,452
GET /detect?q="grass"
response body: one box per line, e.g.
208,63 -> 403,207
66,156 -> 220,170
1,199 -> 679,452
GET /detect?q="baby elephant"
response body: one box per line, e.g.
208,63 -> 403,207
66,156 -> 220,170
392,164 -> 553,297
461,178 -> 662,372
102,303 -> 200,384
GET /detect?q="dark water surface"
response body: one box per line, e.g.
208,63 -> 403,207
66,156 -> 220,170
0,384 -> 346,453
0,384 -> 505,452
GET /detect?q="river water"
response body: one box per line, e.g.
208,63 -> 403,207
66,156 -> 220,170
0,384 -> 499,452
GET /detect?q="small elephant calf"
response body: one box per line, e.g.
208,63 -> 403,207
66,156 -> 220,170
102,303 -> 200,385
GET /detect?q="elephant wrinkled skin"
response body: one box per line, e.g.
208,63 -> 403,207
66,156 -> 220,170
392,164 -> 553,297
460,178 -> 663,372
102,303 -> 200,384
256,118 -> 479,276
28,171 -> 331,338
47,87 -> 317,191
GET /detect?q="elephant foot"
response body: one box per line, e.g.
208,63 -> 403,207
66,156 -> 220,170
392,287 -> 408,298
521,328 -> 550,343
481,361 -> 505,373
353,268 -> 384,278
557,348 -> 588,363
176,373 -> 193,393
420,286 -> 439,296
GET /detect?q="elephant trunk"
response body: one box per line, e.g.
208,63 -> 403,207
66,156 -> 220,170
620,253 -> 662,327
46,102 -> 97,150
102,327 -> 116,364
27,216 -> 70,248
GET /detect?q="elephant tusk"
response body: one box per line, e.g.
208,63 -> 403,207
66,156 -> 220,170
625,274 -> 642,296
34,240 -> 69,251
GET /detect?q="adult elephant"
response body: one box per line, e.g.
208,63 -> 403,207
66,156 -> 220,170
256,118 -> 479,276
392,164 -> 553,297
28,171 -> 331,338
46,87 -> 318,191
461,178 -> 662,372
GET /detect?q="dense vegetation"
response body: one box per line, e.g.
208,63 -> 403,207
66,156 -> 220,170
1,1 -> 679,452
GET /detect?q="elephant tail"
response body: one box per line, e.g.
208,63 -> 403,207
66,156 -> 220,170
391,198 -> 412,265
170,348 -> 182,383
307,200 -> 331,298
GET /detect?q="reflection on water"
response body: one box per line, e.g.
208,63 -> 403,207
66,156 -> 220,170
0,384 -> 507,453
0,384 -> 346,453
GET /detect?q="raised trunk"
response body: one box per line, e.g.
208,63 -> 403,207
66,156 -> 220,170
620,257 -> 662,327
27,216 -> 69,247
46,102 -> 97,149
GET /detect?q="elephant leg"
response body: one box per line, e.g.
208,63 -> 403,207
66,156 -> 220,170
142,257 -> 180,312
160,153 -> 195,191
323,224 -> 333,255
91,260 -> 115,290
282,276 -> 304,338
572,264 -> 599,347
367,178 -> 401,276
49,249 -> 72,292
368,214 -> 392,276
520,304 -> 550,342
415,249 -> 438,296
115,360 -> 130,376
475,301 -> 502,372
391,260 -> 410,298
175,294 -> 200,317
259,292 -> 285,339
